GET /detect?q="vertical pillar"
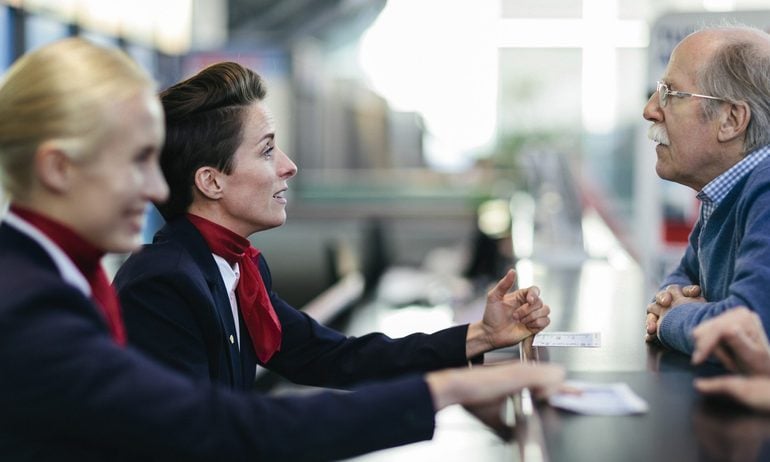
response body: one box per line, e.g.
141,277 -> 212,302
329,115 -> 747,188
9,6 -> 25,61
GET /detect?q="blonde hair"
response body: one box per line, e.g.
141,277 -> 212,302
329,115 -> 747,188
0,37 -> 155,200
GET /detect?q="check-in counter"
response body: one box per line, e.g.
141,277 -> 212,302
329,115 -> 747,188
339,207 -> 770,462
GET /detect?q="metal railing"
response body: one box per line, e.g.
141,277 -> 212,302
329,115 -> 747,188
507,328 -> 550,462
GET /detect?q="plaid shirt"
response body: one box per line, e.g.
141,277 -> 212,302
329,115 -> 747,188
697,145 -> 770,228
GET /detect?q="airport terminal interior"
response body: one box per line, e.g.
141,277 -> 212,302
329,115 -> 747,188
4,0 -> 770,460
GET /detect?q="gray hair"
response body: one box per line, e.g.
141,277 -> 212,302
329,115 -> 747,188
698,26 -> 770,154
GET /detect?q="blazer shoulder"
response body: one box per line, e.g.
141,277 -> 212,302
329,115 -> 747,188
114,234 -> 224,309
122,239 -> 190,272
0,226 -> 70,303
0,248 -> 98,326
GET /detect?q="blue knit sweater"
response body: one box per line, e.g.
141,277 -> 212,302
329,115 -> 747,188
658,154 -> 770,354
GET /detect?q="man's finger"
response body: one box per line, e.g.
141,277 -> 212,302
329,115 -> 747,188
665,285 -> 685,298
683,285 -> 701,297
655,290 -> 673,307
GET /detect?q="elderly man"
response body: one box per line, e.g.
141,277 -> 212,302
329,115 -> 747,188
644,25 -> 770,355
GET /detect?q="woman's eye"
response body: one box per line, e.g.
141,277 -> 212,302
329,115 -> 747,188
135,148 -> 154,164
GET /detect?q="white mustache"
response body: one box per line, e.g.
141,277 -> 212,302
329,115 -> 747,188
647,124 -> 670,146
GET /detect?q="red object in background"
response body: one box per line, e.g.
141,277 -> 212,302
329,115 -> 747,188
663,219 -> 693,244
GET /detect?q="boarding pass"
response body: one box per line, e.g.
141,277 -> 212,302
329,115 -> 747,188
532,331 -> 601,347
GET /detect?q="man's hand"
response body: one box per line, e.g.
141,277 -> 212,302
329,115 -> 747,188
645,284 -> 702,343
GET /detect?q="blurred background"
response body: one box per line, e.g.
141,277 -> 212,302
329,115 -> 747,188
3,0 -> 770,310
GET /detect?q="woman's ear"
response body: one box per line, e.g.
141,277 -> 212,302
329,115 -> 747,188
34,142 -> 73,193
717,101 -> 750,143
193,166 -> 224,200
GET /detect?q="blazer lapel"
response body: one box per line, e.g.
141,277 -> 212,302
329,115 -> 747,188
155,218 -> 245,386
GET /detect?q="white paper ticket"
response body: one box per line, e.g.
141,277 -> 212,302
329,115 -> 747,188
532,331 -> 601,347
549,380 -> 648,415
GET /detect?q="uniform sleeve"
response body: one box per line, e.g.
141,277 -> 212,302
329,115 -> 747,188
258,256 -> 473,387
269,303 -> 471,387
0,275 -> 437,461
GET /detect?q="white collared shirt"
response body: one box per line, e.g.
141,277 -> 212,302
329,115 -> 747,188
3,210 -> 91,297
212,254 -> 242,349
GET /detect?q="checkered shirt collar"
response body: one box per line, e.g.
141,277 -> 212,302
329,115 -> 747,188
697,145 -> 770,223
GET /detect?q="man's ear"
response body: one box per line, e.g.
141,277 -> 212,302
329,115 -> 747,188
34,142 -> 73,193
193,166 -> 224,200
717,101 -> 750,143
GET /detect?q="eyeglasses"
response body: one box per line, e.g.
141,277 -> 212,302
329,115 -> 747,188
656,81 -> 727,107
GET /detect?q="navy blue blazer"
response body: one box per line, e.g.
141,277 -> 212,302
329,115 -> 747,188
114,217 -> 474,390
0,220 -> 438,461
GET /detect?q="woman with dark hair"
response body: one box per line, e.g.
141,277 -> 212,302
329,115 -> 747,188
115,61 -> 553,391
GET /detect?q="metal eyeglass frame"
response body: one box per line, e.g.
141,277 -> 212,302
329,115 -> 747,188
656,81 -> 727,107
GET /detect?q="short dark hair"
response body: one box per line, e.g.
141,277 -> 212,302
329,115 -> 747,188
156,62 -> 267,220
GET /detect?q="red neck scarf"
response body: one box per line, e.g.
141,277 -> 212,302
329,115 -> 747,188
186,214 -> 282,363
10,204 -> 127,346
